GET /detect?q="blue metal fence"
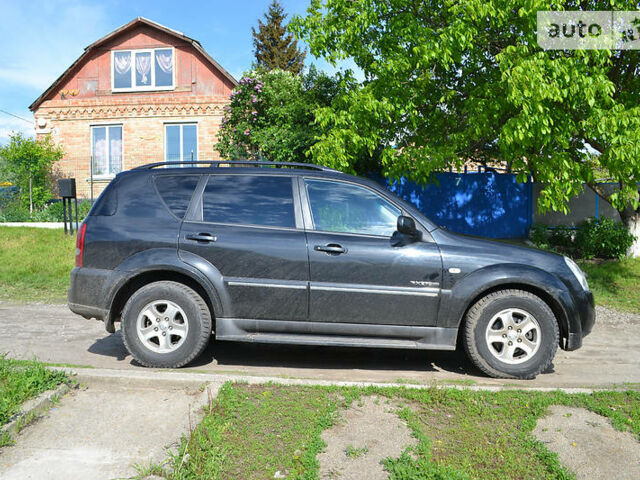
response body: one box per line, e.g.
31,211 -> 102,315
376,172 -> 533,239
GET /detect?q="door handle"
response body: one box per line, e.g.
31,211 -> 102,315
185,233 -> 217,243
314,244 -> 347,255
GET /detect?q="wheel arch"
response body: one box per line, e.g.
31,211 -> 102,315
455,283 -> 569,349
440,264 -> 573,350
107,269 -> 219,333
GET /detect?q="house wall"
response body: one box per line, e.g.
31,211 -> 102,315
33,24 -> 233,198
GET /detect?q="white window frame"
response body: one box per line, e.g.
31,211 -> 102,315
164,123 -> 199,165
111,47 -> 175,92
90,124 -> 124,179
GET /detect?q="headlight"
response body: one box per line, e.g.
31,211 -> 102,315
564,256 -> 589,291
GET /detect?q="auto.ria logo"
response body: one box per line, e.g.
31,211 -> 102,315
537,11 -> 640,49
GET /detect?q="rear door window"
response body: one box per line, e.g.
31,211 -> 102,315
202,175 -> 295,228
154,175 -> 200,219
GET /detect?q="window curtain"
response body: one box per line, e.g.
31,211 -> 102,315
136,54 -> 151,84
109,127 -> 123,174
114,53 -> 131,75
92,129 -> 107,176
156,51 -> 173,73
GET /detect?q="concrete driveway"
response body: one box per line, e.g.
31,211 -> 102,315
1,302 -> 638,388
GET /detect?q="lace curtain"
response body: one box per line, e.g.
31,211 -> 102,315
156,51 -> 173,74
136,53 -> 151,84
114,53 -> 131,75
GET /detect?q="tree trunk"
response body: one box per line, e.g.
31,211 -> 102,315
620,209 -> 640,258
29,175 -> 33,215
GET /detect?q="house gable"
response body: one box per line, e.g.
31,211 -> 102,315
29,17 -> 237,111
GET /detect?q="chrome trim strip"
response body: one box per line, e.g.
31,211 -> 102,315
311,283 -> 439,297
227,280 -> 307,290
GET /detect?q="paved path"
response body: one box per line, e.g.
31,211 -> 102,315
1,302 -> 639,388
0,377 -> 209,480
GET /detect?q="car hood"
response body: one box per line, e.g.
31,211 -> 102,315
430,228 -> 565,273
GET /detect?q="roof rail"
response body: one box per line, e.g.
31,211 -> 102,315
133,160 -> 341,173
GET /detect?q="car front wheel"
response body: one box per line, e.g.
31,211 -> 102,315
463,289 -> 559,379
121,281 -> 212,368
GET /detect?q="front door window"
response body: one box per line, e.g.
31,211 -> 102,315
305,179 -> 401,237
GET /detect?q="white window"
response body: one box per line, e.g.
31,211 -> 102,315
165,124 -> 198,164
112,48 -> 174,91
91,125 -> 123,177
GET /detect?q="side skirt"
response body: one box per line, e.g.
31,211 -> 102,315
215,318 -> 457,351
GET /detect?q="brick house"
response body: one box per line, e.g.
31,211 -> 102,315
29,17 -> 237,198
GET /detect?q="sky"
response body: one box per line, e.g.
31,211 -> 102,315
0,0 -> 352,144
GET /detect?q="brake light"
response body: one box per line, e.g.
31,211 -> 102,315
75,223 -> 87,267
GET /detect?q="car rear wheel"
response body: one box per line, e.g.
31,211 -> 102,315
121,281 -> 212,368
463,289 -> 559,379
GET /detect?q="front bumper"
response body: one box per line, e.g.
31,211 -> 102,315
565,289 -> 595,351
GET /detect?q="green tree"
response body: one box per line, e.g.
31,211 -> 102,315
252,0 -> 306,74
291,0 -> 640,256
216,67 -> 340,164
0,133 -> 64,213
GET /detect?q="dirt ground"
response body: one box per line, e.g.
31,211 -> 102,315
534,406 -> 640,480
317,396 -> 416,480
1,302 -> 639,388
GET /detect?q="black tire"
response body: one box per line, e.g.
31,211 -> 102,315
121,281 -> 212,368
463,289 -> 559,379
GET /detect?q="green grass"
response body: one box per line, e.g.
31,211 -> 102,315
579,258 -> 640,313
0,227 -> 75,303
344,444 -> 369,458
0,355 -> 69,445
158,383 -> 640,480
168,383 -> 345,480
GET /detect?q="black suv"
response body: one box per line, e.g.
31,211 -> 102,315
69,161 -> 595,379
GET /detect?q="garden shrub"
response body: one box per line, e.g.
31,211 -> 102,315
0,199 -> 93,223
529,224 -> 575,254
547,226 -> 574,249
528,224 -> 548,247
575,217 -> 635,259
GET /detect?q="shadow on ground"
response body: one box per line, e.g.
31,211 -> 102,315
86,330 -> 487,377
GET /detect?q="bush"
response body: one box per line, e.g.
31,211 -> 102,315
529,224 -> 575,254
0,199 -> 93,223
528,224 -> 548,247
548,226 -> 574,249
0,200 -> 30,222
576,217 -> 635,260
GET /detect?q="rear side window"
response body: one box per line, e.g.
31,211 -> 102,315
202,175 -> 295,228
90,177 -> 118,216
154,175 -> 200,219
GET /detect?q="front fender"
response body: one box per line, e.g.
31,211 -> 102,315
438,263 -> 580,343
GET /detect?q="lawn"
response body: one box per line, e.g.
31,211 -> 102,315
154,383 -> 640,480
0,355 -> 69,446
0,227 -> 75,303
579,258 -> 640,313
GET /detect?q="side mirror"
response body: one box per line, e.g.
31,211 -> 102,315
397,215 -> 419,236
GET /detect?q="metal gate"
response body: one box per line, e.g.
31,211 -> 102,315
377,172 -> 533,239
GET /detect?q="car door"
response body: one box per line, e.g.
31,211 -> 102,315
179,173 -> 309,321
301,177 -> 442,326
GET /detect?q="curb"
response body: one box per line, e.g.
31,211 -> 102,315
0,222 -> 65,229
1,383 -> 74,441
49,366 -> 601,394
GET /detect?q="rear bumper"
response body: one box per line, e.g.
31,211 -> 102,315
68,302 -> 109,321
68,267 -> 128,332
